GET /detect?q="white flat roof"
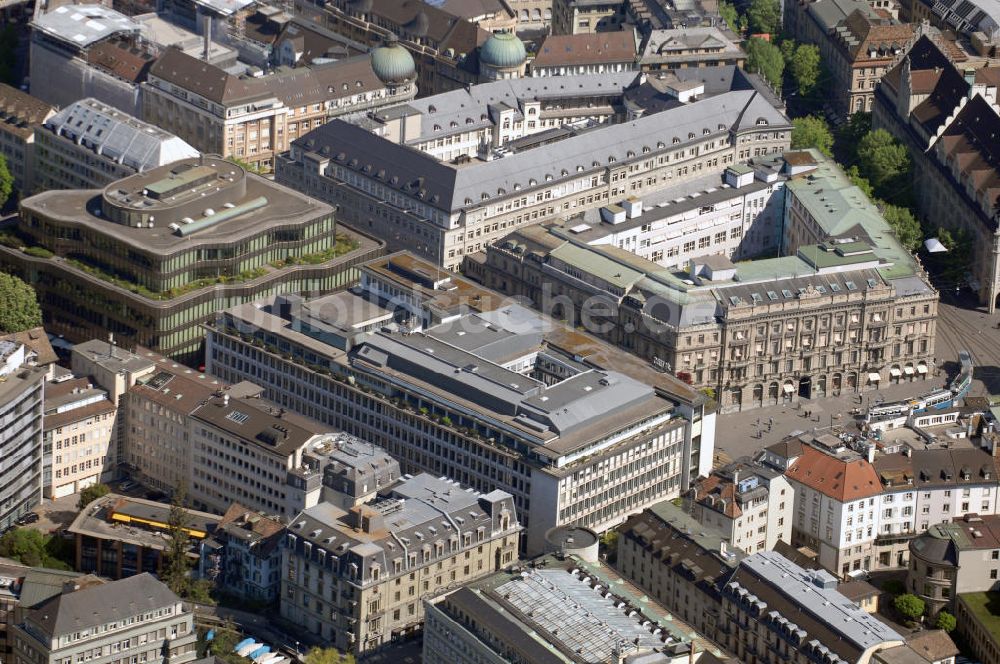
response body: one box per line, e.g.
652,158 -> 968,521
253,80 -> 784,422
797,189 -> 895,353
33,4 -> 139,48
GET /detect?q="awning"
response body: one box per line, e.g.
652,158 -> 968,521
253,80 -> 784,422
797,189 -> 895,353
783,383 -> 795,393
890,367 -> 901,377
917,364 -> 928,374
904,366 -> 915,375
868,373 -> 881,383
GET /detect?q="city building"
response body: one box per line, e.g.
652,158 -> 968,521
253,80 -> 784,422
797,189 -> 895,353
67,493 -> 221,580
898,0 -> 1000,53
552,0 -> 627,34
200,504 -> 284,603
639,27 -> 746,72
142,43 -> 418,173
873,631 -> 959,664
281,473 -> 520,654
290,0 -> 491,95
0,565 -> 93,664
874,34 -> 1000,311
10,573 -> 198,664
122,349 -> 233,494
190,392 -> 343,518
615,499 -> 744,641
277,67 -> 790,269
297,434 -> 400,510
28,5 -> 145,115
206,252 -> 714,554
0,157 -> 381,362
690,459 -> 794,555
625,0 -> 723,30
0,85 -> 55,194
509,0 -> 554,33
529,31 -> 639,76
423,553 -> 716,664
783,0 -> 915,118
42,375 -> 116,499
955,591 -> 1000,664
907,513 -> 1000,615
0,342 -> 46,532
720,551 -> 904,664
476,150 -> 937,412
33,99 -> 199,192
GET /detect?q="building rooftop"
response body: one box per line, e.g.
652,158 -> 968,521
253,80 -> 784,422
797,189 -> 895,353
43,99 -> 198,173
27,573 -> 181,638
0,84 -> 54,140
958,592 -> 1000,640
68,493 -> 222,551
0,327 -> 57,367
295,85 -> 789,214
640,27 -> 744,64
786,445 -> 882,502
127,348 -> 246,414
448,556 -> 698,663
902,630 -> 959,662
532,31 -> 638,68
43,377 -> 115,431
24,157 -> 335,255
191,393 -> 329,458
32,4 -> 140,50
727,551 -> 903,663
73,339 -> 156,375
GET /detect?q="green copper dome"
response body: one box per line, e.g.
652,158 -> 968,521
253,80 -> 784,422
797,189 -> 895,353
480,32 -> 526,69
371,36 -> 416,84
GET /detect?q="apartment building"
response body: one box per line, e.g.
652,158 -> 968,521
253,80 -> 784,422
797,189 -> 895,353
2,157 -> 380,363
0,85 -> 55,194
552,0 -> 626,34
189,392 -> 342,518
477,151 -> 937,413
123,350 -> 232,494
281,473 -> 520,654
142,45 -> 416,173
0,342 -> 46,532
68,494 -> 221,580
10,573 -> 198,664
956,591 -> 1000,664
34,99 -> 198,193
615,500 -> 744,641
43,376 -> 116,499
691,460 -> 794,555
639,27 -> 746,72
874,34 -> 1000,311
206,252 -> 714,554
423,553 -> 706,664
783,0 -> 915,118
202,504 -> 284,603
720,552 -> 904,664
0,565 -> 89,664
277,67 -> 790,269
529,31 -> 638,76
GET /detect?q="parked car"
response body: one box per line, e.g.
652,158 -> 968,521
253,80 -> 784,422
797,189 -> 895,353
118,481 -> 136,491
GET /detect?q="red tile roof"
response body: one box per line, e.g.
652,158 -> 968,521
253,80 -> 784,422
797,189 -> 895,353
786,446 -> 881,502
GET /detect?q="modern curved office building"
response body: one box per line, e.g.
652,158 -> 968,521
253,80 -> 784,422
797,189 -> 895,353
0,156 -> 382,363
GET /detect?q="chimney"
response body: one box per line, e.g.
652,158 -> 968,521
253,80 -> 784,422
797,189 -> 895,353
867,444 -> 876,463
202,13 -> 212,61
965,68 -> 977,85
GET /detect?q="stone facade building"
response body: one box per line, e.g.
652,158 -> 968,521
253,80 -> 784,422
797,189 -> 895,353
281,473 -> 520,655
874,34 -> 1000,311
0,85 -> 54,194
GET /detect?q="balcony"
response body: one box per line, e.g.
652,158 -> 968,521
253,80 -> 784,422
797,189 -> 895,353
875,531 -> 916,546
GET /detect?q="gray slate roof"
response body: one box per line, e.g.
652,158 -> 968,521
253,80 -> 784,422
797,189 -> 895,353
44,99 -> 198,173
28,573 -> 180,638
297,87 -> 789,214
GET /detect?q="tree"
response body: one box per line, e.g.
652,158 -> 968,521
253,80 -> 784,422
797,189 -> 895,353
0,273 -> 42,333
894,593 -> 926,622
789,44 -> 821,95
882,204 -> 923,252
846,165 -> 875,199
745,38 -> 785,90
935,610 -> 957,632
304,647 -> 355,664
160,485 -> 193,597
857,129 -> 911,203
0,528 -> 72,569
791,116 -> 834,156
77,483 -> 110,509
719,1 -> 745,33
747,0 -> 780,34
0,153 -> 12,208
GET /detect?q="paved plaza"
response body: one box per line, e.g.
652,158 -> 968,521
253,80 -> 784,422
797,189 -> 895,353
712,291 -> 1000,466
